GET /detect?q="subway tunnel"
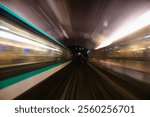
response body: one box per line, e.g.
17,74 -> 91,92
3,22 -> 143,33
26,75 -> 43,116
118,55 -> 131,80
0,0 -> 150,100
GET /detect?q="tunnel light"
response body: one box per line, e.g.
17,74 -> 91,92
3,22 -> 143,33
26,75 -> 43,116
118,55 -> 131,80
0,30 -> 62,52
96,10 -> 150,49
87,50 -> 90,53
103,20 -> 108,27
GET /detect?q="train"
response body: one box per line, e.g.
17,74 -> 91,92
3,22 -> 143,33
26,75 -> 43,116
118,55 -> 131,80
0,5 -> 71,67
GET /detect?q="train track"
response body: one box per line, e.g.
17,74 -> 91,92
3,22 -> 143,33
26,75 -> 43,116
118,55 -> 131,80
15,59 -> 150,100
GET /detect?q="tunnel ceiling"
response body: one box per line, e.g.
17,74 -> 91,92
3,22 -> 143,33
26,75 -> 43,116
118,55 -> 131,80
1,0 -> 150,50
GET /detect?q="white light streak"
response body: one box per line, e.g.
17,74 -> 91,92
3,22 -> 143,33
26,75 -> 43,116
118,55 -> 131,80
0,30 -> 62,52
0,41 -> 47,52
144,35 -> 150,39
0,25 -> 10,31
96,10 -> 150,49
62,29 -> 69,38
139,48 -> 146,50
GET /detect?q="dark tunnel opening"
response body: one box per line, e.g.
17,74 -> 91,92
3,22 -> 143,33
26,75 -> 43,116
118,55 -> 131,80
68,45 -> 89,63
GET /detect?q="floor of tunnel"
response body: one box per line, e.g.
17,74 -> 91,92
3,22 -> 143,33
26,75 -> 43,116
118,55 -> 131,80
15,58 -> 150,100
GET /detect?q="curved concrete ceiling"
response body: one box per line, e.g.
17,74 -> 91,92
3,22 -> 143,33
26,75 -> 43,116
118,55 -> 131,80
1,0 -> 150,50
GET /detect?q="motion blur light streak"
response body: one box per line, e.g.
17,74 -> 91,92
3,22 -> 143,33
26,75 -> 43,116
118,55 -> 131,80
0,30 -> 62,52
62,29 -> 69,38
0,0 -> 150,100
0,25 -> 10,31
0,40 -> 47,52
138,48 -> 146,50
96,10 -> 150,49
1,0 -> 150,50
144,35 -> 150,39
